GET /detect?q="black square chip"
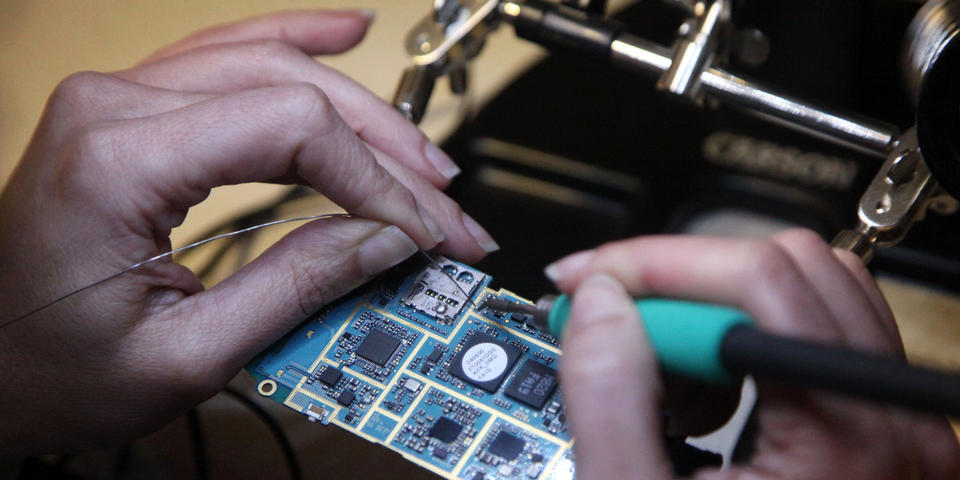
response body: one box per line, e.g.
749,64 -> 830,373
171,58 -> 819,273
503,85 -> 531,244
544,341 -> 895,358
449,332 -> 521,393
317,366 -> 342,387
428,417 -> 463,443
504,360 -> 558,410
336,390 -> 355,406
488,431 -> 525,460
356,329 -> 401,366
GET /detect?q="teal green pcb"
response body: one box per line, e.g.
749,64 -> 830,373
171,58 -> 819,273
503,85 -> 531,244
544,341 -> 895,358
246,256 -> 574,479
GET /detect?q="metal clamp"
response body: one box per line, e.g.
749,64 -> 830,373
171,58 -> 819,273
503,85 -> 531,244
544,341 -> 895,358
393,0 -> 501,123
394,1 -> 958,261
831,127 -> 958,263
656,0 -> 730,100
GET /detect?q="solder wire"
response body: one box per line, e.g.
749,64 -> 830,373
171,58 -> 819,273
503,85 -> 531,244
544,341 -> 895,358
0,213 -> 352,331
2,212 -> 483,331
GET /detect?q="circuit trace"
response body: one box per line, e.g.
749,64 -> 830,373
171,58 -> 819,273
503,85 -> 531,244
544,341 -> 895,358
247,255 -> 574,480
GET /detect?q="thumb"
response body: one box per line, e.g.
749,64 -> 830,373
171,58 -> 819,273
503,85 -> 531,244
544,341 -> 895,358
160,216 -> 417,375
561,273 -> 673,480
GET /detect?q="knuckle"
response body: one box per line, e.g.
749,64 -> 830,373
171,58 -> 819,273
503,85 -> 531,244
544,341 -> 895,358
835,247 -> 870,278
353,168 -> 414,212
247,38 -> 301,64
288,257 -> 331,318
281,83 -> 339,136
70,123 -> 119,160
53,124 -> 122,191
384,182 -> 420,216
435,196 -> 464,224
775,227 -> 827,257
50,71 -> 114,105
747,240 -> 800,290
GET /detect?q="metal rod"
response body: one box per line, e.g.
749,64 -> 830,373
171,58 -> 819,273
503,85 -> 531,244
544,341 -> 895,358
610,33 -> 900,157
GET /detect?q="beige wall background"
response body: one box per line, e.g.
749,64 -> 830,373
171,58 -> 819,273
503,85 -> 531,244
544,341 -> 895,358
0,0 -> 549,245
2,0 -> 959,436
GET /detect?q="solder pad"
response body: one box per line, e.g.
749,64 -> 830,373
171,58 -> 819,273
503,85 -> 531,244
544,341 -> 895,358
246,255 -> 573,480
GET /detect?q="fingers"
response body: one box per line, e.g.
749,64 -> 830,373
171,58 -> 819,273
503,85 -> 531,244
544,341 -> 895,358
154,217 -> 417,378
830,246 -> 902,345
96,83 -> 443,250
771,229 -> 901,353
40,72 -> 212,147
368,146 -> 498,263
545,234 -> 842,341
116,39 -> 460,188
140,9 -> 374,64
561,274 -> 672,480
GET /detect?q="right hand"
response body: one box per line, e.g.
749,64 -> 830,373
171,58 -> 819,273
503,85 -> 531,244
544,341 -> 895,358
549,229 -> 960,479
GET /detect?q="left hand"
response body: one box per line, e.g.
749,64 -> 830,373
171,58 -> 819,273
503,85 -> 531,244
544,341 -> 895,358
0,9 -> 497,457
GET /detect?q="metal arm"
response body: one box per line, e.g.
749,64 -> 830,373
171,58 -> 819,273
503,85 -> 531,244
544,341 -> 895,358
497,0 -> 900,157
393,0 -> 959,261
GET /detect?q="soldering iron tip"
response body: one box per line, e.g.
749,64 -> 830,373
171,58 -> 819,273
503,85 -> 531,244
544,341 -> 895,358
482,296 -> 536,315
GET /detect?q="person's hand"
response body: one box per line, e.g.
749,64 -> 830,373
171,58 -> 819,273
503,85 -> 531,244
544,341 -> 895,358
549,229 -> 960,479
0,9 -> 498,457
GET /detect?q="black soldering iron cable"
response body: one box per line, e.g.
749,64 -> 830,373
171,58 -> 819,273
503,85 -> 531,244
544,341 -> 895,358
721,326 -> 960,418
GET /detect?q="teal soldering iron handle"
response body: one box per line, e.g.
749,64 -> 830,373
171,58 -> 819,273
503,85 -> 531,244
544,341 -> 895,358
539,294 -> 960,418
545,295 -> 751,384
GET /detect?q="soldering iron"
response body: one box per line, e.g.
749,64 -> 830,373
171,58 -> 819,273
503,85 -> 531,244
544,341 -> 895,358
483,295 -> 960,418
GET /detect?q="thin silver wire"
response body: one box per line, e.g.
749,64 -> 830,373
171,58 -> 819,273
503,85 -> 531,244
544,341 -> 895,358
0,213 -> 351,331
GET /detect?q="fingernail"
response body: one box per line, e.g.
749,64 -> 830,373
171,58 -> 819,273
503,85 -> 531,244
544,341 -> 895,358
425,142 -> 461,180
461,212 -> 499,252
544,249 -> 595,282
358,226 -> 417,276
358,9 -> 376,21
418,204 -> 446,244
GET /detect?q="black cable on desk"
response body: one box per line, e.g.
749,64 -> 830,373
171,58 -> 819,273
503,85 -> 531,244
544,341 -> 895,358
186,408 -> 209,480
721,326 -> 960,418
175,188 -> 308,480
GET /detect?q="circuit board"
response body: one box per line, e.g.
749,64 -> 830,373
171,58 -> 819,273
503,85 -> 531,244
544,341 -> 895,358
246,255 -> 574,480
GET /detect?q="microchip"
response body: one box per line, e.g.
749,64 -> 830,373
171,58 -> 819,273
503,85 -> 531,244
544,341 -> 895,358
428,417 -> 463,443
471,473 -> 486,480
504,360 -> 559,409
488,431 -> 525,461
449,332 -> 521,393
403,378 -> 422,392
427,346 -> 444,363
433,447 -> 449,460
317,366 -> 342,387
337,390 -> 355,406
356,329 -> 401,366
